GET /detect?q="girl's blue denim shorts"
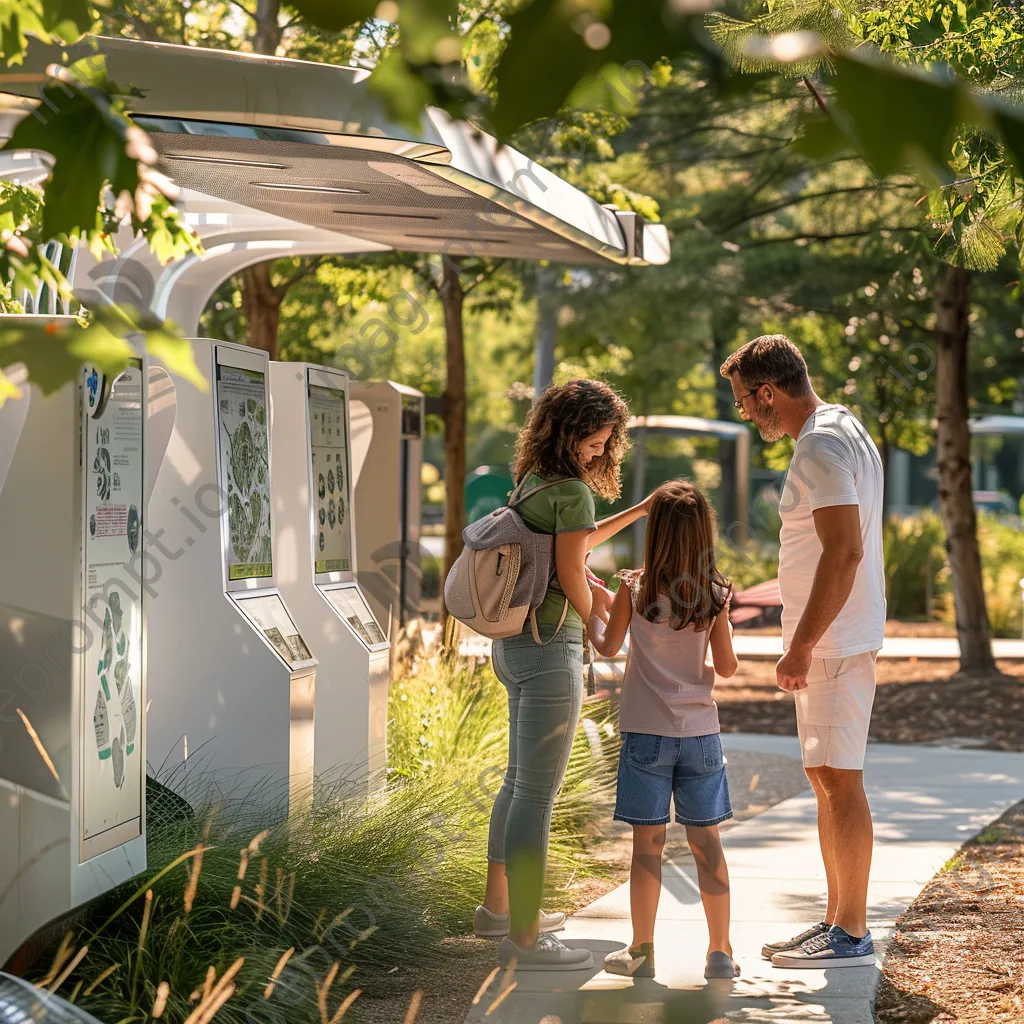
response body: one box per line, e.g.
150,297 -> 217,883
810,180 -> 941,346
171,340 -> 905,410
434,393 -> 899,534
614,731 -> 733,827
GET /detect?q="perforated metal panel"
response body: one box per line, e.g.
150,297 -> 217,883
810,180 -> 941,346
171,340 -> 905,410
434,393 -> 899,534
148,130 -> 614,264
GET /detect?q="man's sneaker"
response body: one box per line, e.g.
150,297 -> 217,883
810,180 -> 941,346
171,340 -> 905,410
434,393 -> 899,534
761,921 -> 829,960
604,943 -> 655,979
474,906 -> 566,938
770,925 -> 875,968
499,934 -> 595,971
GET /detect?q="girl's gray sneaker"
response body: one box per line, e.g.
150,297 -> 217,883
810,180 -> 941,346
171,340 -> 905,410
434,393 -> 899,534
704,951 -> 740,979
498,933 -> 595,971
474,906 -> 566,938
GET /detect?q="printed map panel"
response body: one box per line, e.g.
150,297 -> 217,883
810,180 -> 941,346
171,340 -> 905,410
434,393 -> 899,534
309,384 -> 352,575
217,365 -> 272,580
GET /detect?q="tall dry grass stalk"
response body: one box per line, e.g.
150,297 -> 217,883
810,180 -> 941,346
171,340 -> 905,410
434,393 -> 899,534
21,651 -> 616,1024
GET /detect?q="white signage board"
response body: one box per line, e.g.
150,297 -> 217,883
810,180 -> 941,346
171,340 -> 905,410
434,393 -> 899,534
236,593 -> 314,668
82,363 -> 144,850
324,586 -> 387,648
216,364 -> 273,581
309,383 -> 353,576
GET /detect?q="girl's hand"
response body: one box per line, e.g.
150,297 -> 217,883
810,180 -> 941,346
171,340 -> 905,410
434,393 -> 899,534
585,563 -> 605,588
590,583 -> 614,619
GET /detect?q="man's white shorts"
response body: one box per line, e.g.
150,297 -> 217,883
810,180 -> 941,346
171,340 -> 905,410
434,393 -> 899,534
794,651 -> 878,770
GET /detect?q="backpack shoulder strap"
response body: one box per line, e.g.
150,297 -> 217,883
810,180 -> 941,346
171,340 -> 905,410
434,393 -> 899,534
509,474 -> 567,508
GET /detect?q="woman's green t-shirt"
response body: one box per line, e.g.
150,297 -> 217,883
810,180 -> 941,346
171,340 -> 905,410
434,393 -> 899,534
514,473 -> 597,631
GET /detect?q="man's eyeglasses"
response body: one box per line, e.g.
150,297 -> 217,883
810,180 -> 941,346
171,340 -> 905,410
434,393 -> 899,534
734,382 -> 767,410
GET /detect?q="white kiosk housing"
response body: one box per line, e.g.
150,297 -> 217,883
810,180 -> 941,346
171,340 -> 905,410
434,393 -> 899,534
269,363 -> 389,785
144,339 -> 316,812
0,33 -> 671,958
0,319 -> 146,966
350,382 -> 425,643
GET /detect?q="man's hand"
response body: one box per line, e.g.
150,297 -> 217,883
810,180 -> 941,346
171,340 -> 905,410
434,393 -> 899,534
776,644 -> 812,692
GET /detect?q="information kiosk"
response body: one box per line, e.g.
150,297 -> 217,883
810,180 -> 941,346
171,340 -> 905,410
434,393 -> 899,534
269,364 -> 390,786
146,340 -> 316,814
349,382 -> 425,643
0,318 -> 146,965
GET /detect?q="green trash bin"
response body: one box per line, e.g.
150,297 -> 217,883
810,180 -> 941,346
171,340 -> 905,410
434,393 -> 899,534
465,466 -> 514,523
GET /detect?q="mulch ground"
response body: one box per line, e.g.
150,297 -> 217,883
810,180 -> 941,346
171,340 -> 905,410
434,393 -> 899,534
875,798 -> 1024,1023
715,658 -> 1024,751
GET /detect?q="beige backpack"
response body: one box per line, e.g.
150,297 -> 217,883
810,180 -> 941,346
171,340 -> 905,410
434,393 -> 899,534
443,476 -> 569,644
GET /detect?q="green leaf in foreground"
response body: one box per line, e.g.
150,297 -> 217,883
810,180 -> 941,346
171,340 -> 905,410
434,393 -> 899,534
0,305 -> 208,405
831,53 -> 971,180
2,84 -> 137,240
0,315 -> 132,399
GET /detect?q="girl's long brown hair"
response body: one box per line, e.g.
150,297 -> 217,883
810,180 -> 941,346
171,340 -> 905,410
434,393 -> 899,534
512,379 -> 630,501
619,479 -> 732,632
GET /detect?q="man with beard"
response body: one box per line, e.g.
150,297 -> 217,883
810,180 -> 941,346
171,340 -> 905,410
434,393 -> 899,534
720,335 -> 885,969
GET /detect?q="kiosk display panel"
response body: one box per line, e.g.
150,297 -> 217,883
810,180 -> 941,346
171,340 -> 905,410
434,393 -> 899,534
216,361 -> 272,581
237,593 -> 315,668
325,586 -> 387,648
308,381 -> 352,575
82,362 -> 144,852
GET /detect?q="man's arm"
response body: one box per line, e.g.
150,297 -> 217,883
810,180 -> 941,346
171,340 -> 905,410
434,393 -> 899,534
776,503 -> 864,692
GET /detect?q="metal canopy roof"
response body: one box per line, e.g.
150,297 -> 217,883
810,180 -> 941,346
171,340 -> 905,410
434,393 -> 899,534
0,37 -> 670,268
628,414 -> 751,440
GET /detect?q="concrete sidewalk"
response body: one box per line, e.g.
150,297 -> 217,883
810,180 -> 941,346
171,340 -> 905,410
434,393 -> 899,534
448,632 -> 1024,663
731,635 -> 1024,661
467,734 -> 1024,1024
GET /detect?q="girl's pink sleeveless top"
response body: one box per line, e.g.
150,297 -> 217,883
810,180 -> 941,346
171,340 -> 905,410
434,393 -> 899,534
619,599 -> 721,738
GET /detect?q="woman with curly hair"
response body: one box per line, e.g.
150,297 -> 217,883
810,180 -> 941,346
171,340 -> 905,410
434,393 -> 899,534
473,379 -> 653,971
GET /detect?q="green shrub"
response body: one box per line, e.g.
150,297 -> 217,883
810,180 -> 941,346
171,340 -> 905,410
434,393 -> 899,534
715,539 -> 779,592
883,512 -> 1024,636
976,513 -> 1024,637
419,550 -> 441,599
883,512 -> 949,621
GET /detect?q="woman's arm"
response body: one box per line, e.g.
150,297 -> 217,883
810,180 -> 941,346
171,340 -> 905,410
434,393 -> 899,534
587,501 -> 647,551
555,529 -> 594,623
588,583 -> 632,657
708,603 -> 738,678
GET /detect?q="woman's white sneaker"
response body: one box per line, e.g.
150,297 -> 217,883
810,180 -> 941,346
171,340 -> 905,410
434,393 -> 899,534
498,934 -> 594,971
474,905 -> 566,938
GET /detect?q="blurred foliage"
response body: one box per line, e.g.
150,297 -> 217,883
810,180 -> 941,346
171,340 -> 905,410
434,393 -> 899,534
884,511 -> 1024,635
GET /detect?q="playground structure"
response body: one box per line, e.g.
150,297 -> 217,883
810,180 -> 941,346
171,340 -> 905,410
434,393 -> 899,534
626,414 -> 752,561
0,36 -> 671,963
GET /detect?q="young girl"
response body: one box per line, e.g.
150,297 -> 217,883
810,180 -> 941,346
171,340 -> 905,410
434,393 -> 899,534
476,379 -> 655,971
588,479 -> 740,981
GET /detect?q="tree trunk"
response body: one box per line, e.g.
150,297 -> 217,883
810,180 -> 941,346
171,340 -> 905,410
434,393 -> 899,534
933,264 -> 997,676
440,259 -> 467,630
532,265 -> 557,400
253,0 -> 282,54
242,262 -> 282,361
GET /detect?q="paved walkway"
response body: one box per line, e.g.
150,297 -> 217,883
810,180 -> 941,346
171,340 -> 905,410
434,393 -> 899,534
449,632 -> 1024,664
731,635 -> 1024,660
467,734 -> 1024,1024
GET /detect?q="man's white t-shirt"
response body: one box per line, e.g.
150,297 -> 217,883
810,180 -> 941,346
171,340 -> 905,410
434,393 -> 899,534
778,404 -> 886,658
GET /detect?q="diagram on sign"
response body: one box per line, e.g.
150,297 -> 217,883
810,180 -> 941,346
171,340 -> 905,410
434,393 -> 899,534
308,384 -> 352,574
92,584 -> 137,790
218,367 -> 273,579
83,364 -> 144,846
